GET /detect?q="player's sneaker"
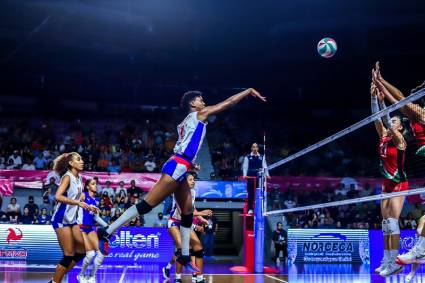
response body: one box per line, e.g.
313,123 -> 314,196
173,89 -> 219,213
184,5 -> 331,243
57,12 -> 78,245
97,227 -> 110,255
87,276 -> 96,283
176,255 -> 200,273
397,243 -> 425,265
374,259 -> 390,274
379,263 -> 403,277
77,274 -> 87,283
406,270 -> 416,283
174,279 -> 182,283
162,267 -> 170,279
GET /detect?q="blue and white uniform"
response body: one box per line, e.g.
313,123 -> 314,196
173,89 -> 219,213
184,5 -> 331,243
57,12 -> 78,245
168,189 -> 196,229
51,171 -> 83,229
162,112 -> 207,182
77,194 -> 99,234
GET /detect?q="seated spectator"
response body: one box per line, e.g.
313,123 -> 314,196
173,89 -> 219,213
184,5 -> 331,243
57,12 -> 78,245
102,181 -> 115,200
110,208 -> 121,223
36,208 -> 51,224
33,153 -> 48,170
40,196 -> 54,215
8,150 -> 22,169
127,180 -> 144,199
43,177 -> 59,196
284,198 -> 296,209
20,207 -> 35,224
272,222 -> 288,263
115,181 -> 128,198
144,156 -> 157,173
153,212 -> 167,228
135,217 -> 144,227
24,196 -> 39,217
43,187 -> 56,204
93,176 -> 102,193
99,198 -> 111,212
6,197 -> 21,218
404,212 -> 417,229
100,209 -> 111,224
107,159 -> 121,173
118,197 -> 126,210
22,159 -> 36,170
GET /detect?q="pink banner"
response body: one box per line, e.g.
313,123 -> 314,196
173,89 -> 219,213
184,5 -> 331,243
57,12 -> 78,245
0,179 -> 14,196
0,170 -> 161,191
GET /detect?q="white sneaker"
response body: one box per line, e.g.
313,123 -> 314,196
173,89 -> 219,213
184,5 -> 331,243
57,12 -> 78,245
248,210 -> 253,214
374,260 -> 389,274
87,276 -> 96,283
397,243 -> 425,265
276,258 -> 280,264
77,274 -> 88,283
379,263 -> 403,277
406,271 -> 415,283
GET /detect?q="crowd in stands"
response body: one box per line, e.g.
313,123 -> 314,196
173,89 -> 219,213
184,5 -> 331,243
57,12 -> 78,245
0,112 -> 180,174
0,179 -> 154,227
268,183 -> 424,230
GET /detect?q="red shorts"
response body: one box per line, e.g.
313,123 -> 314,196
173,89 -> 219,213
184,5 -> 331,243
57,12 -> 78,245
382,179 -> 409,193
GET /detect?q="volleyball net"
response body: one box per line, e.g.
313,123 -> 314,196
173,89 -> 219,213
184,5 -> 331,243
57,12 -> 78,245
254,86 -> 425,271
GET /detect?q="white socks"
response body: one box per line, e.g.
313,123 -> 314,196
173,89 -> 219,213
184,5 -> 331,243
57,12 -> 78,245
80,250 -> 96,276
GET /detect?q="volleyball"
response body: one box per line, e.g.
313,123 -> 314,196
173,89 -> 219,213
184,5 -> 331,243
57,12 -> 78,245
317,37 -> 337,58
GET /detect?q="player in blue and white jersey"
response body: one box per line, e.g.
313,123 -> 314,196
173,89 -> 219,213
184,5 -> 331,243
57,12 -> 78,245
97,88 -> 266,272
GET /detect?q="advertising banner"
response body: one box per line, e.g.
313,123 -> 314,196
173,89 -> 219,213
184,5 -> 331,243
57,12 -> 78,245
0,225 -> 173,264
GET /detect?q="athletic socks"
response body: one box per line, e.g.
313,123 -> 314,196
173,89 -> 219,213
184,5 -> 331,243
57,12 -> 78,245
166,262 -> 173,269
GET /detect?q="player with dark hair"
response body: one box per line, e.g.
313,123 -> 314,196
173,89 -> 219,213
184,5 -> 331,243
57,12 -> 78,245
77,179 -> 109,283
162,172 -> 212,283
97,88 -> 266,272
371,68 -> 408,277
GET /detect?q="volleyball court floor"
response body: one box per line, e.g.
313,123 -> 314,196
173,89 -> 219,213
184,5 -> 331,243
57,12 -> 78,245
2,260 -> 425,283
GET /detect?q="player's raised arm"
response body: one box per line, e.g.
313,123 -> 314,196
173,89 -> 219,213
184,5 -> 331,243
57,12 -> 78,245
197,88 -> 266,122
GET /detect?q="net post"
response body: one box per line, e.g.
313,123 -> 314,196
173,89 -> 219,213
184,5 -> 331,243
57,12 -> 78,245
254,169 -> 265,273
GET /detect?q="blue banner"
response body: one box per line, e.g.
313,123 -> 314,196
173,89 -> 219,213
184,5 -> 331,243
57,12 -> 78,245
195,181 -> 246,199
0,225 -> 174,263
288,229 -> 370,263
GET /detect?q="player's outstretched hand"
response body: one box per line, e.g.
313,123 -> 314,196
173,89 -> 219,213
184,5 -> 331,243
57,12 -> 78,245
247,88 -> 267,102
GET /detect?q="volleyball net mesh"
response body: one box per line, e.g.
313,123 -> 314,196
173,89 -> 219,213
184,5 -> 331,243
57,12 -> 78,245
264,86 -> 425,225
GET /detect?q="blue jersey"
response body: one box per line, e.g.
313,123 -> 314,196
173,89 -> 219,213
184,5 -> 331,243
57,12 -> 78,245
77,194 -> 99,227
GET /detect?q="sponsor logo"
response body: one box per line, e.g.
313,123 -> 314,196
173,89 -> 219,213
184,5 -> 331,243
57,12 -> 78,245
110,231 -> 160,249
6,228 -> 23,244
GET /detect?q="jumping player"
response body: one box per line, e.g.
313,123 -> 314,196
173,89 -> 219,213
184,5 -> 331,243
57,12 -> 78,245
372,62 -> 425,265
371,70 -> 408,277
97,88 -> 266,271
49,153 -> 94,283
77,179 -> 109,283
162,172 -> 212,283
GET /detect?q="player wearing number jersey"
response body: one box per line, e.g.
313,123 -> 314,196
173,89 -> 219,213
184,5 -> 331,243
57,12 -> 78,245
97,88 -> 266,273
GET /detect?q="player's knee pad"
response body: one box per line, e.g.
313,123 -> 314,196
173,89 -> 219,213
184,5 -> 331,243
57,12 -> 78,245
192,249 -> 204,259
94,250 -> 105,266
181,213 -> 193,228
382,219 -> 389,235
387,218 -> 400,235
174,248 -> 182,257
59,255 -> 74,268
136,199 -> 153,215
86,250 -> 96,261
73,252 -> 86,263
